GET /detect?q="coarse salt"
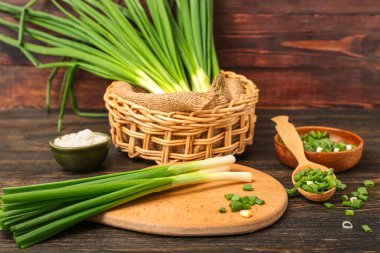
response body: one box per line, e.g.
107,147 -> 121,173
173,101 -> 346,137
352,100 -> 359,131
54,129 -> 107,147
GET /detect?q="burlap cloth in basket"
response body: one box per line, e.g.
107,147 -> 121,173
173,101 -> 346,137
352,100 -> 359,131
112,73 -> 246,112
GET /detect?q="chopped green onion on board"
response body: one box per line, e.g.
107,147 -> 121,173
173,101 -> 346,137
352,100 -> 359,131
223,192 -> 265,213
255,198 -> 265,205
224,193 -> 233,201
229,201 -> 244,212
248,196 -> 256,205
241,196 -> 250,204
243,184 -> 253,191
219,207 -> 226,213
243,203 -> 252,210
231,194 -> 240,201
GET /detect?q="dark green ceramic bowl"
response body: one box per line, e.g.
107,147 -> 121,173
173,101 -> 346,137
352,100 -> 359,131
49,132 -> 110,172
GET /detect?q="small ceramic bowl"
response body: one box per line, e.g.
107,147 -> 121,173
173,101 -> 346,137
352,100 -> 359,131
49,133 -> 110,172
274,126 -> 363,173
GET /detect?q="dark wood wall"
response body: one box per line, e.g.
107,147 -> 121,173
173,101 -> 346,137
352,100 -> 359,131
0,0 -> 379,109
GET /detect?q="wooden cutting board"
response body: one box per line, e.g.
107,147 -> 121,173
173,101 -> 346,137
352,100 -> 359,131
91,164 -> 288,236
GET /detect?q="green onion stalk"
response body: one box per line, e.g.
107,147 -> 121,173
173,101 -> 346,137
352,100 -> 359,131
0,155 -> 251,248
0,0 -> 220,131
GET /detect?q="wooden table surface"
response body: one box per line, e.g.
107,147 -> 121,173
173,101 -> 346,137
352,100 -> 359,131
0,108 -> 379,252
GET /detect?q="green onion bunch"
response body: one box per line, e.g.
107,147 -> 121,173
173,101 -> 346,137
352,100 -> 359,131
0,0 -> 219,131
0,155 -> 252,248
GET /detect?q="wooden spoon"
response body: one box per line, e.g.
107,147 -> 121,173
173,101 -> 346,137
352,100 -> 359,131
272,115 -> 336,202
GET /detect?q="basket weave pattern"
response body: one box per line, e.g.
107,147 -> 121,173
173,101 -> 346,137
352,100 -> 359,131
104,71 -> 259,164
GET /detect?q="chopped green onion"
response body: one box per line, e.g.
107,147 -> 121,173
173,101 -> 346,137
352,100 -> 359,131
218,207 -> 226,213
336,180 -> 347,191
363,180 -> 375,188
243,184 -> 253,191
358,195 -> 368,201
323,202 -> 336,209
350,192 -> 359,197
293,167 -> 337,194
357,187 -> 368,196
255,198 -> 265,205
342,201 -> 352,207
240,196 -> 250,204
294,130 -> 355,152
231,194 -> 240,201
351,199 -> 362,209
229,201 -> 243,212
248,196 -> 256,205
242,203 -> 251,210
361,225 -> 372,233
345,210 -> 355,216
224,193 -> 233,201
341,195 -> 349,201
294,173 -> 302,182
286,187 -> 298,197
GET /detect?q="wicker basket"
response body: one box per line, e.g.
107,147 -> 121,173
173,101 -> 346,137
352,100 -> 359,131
104,71 -> 259,164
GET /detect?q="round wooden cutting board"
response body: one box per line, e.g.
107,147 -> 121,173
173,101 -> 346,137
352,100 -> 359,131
91,164 -> 288,236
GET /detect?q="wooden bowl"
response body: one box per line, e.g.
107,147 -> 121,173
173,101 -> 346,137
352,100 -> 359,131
274,126 -> 363,173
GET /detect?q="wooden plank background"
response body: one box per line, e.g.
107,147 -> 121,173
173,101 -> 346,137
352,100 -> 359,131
0,0 -> 379,109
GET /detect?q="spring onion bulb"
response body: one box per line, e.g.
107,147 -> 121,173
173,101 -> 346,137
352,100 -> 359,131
0,155 -> 250,248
